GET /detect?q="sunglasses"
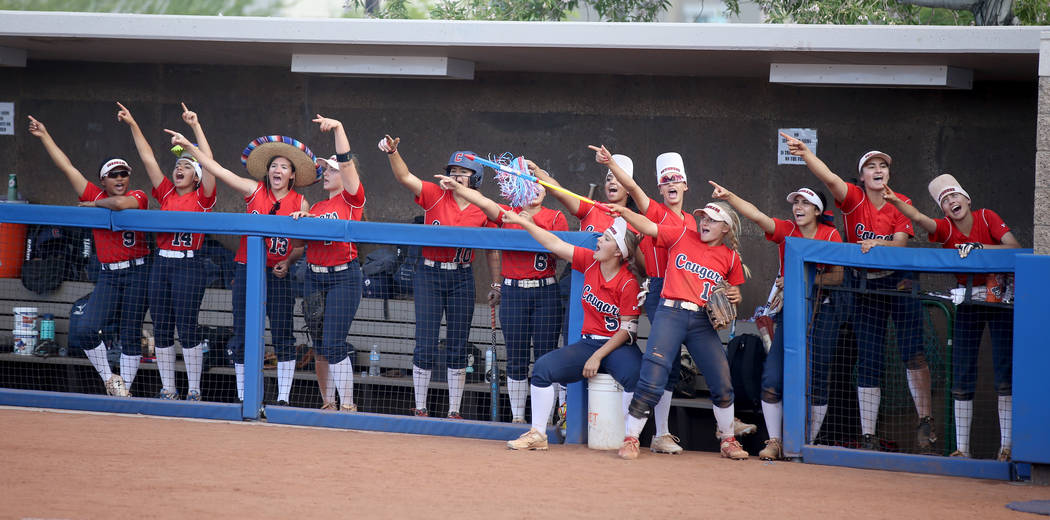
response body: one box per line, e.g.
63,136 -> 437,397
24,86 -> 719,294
268,201 -> 281,215
104,170 -> 130,179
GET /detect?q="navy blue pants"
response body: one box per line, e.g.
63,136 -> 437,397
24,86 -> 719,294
149,255 -> 207,348
70,259 -> 150,355
854,272 -> 925,388
304,262 -> 363,364
500,282 -> 561,381
642,277 -> 680,392
635,301 -> 734,409
532,338 -> 641,392
952,303 -> 1013,400
229,263 -> 296,364
413,264 -> 474,370
761,294 -> 845,406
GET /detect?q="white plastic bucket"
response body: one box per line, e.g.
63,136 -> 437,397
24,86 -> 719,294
587,373 -> 625,450
13,329 -> 37,355
13,306 -> 37,333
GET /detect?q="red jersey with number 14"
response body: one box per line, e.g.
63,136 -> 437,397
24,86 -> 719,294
572,246 -> 640,337
494,204 -> 567,279
234,181 -> 304,267
640,201 -> 696,278
930,208 -> 1010,285
151,177 -> 216,251
415,181 -> 490,264
838,183 -> 913,244
305,185 -> 366,266
80,183 -> 149,263
655,224 -> 745,307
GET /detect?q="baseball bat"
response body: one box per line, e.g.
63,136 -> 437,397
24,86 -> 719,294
586,182 -> 598,200
488,304 -> 499,422
465,154 -> 612,213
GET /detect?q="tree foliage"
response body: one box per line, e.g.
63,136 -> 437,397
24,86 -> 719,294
723,0 -> 1048,25
345,0 -> 671,21
0,0 -> 287,16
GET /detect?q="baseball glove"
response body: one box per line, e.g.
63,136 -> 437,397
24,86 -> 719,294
303,290 -> 326,343
705,282 -> 737,331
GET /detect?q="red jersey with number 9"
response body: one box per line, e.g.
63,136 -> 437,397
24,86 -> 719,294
655,224 -> 745,307
80,183 -> 149,263
494,204 -> 567,279
640,201 -> 696,278
414,181 -> 490,263
305,185 -> 366,266
235,181 -> 304,267
572,246 -> 640,337
151,177 -> 217,251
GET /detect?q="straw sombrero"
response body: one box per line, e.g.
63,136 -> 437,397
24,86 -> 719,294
241,135 -> 322,187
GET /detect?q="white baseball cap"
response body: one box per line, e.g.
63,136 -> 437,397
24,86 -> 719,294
656,152 -> 687,185
316,155 -> 341,172
786,187 -> 824,212
927,173 -> 970,205
610,154 -> 633,179
857,151 -> 892,174
605,217 -> 631,258
693,203 -> 732,225
99,158 -> 132,178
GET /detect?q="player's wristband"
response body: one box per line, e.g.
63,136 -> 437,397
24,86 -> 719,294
335,151 -> 354,163
490,282 -> 501,289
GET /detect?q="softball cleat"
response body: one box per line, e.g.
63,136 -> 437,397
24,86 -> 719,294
759,438 -> 783,461
720,436 -> 749,460
618,436 -> 641,460
507,428 -> 549,451
650,434 -> 683,455
105,375 -> 129,397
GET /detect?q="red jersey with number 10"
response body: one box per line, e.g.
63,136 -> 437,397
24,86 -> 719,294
655,224 -> 745,307
640,201 -> 696,278
305,185 -> 366,266
151,177 -> 216,251
571,246 -> 640,337
837,183 -> 913,244
234,181 -> 304,267
494,204 -> 567,279
80,183 -> 149,263
414,181 -> 490,264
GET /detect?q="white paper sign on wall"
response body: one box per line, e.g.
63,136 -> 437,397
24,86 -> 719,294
778,128 -> 817,165
0,103 -> 13,136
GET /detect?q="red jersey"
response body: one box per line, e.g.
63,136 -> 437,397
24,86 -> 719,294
305,185 -> 366,266
80,183 -> 149,263
765,218 -> 842,277
151,177 -> 216,251
837,183 -> 913,244
930,208 -> 1010,285
640,201 -> 696,278
414,181 -> 490,264
655,224 -> 746,307
494,204 -> 567,279
571,246 -> 641,337
575,202 -> 613,232
234,181 -> 305,267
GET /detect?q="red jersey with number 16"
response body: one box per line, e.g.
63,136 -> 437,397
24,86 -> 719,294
655,224 -> 745,307
640,201 -> 696,278
414,181 -> 490,264
837,183 -> 913,244
305,185 -> 366,266
572,246 -> 640,337
234,181 -> 304,267
80,183 -> 149,263
151,177 -> 216,251
494,204 -> 567,279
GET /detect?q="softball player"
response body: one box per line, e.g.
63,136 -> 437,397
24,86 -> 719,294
783,133 -> 935,453
167,130 -> 315,406
435,167 -> 568,423
710,181 -> 844,459
610,200 -> 750,460
28,115 -> 150,397
884,174 -> 1021,461
379,135 -> 500,419
289,114 -> 365,412
503,212 -> 645,450
118,102 -> 216,402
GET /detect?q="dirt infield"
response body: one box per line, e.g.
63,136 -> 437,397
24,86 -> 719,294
0,407 -> 1042,519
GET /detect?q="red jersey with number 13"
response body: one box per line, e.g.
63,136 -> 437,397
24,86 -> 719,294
305,185 -> 366,266
494,204 -> 567,279
655,224 -> 745,307
572,246 -> 640,337
414,181 -> 490,264
80,183 -> 149,263
234,181 -> 304,267
151,177 -> 216,251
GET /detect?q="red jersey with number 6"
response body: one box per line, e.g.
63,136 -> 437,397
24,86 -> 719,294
305,185 -> 366,266
640,201 -> 696,278
151,177 -> 217,251
837,183 -> 913,244
80,183 -> 149,263
414,181 -> 490,264
235,181 -> 304,267
655,224 -> 745,307
494,204 -> 567,279
930,208 -> 1010,285
572,246 -> 640,337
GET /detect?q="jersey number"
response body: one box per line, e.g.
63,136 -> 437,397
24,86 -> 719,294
121,231 -> 136,248
268,237 -> 289,257
533,253 -> 550,271
603,316 -> 619,332
171,232 -> 193,248
453,247 -> 470,263
700,281 -> 713,301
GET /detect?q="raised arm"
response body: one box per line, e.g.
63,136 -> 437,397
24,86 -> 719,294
434,174 -> 502,221
116,102 -> 165,189
883,186 -> 937,234
500,209 -> 574,261
780,132 -> 848,204
604,204 -> 657,238
165,129 -> 256,197
709,180 -> 776,235
590,144 -> 649,214
379,135 -> 422,196
314,114 -> 361,196
180,103 -> 216,196
27,116 -> 89,197
527,160 -> 580,216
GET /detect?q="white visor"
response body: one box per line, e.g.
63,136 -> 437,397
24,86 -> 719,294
605,217 -> 630,258
786,188 -> 823,212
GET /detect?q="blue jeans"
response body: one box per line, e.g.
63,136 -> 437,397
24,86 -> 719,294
500,282 -> 561,381
642,277 -> 680,392
304,261 -> 363,363
229,263 -> 296,364
635,301 -> 734,409
952,303 -> 1013,400
761,292 -> 845,406
70,260 -> 150,355
854,271 -> 925,388
413,264 -> 475,370
532,338 -> 641,392
149,255 -> 207,348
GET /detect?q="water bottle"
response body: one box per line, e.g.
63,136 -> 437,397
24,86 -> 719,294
7,174 -> 16,201
201,338 -> 209,354
40,313 -> 55,341
466,352 -> 474,374
369,344 -> 380,376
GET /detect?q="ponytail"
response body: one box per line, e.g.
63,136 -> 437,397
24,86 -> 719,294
619,229 -> 648,306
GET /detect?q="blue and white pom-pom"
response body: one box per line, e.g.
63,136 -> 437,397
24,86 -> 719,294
493,152 -> 540,208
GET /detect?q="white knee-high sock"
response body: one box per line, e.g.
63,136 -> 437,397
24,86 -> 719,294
998,395 -> 1012,449
762,400 -> 783,441
906,368 -> 932,418
713,404 -> 735,439
809,404 -> 828,444
508,377 -> 529,420
235,363 -> 245,401
447,368 -> 466,414
326,370 -> 336,403
858,387 -> 881,436
412,365 -> 431,410
276,360 -> 295,402
626,414 -> 648,439
85,342 -> 113,382
183,344 -> 204,394
332,357 -> 354,404
954,399 -> 974,456
530,384 -> 556,432
654,390 -> 674,437
156,346 -> 177,392
120,353 -> 140,390
622,392 -> 634,436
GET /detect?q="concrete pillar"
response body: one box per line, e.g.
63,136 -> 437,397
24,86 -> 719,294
1037,32 -> 1050,254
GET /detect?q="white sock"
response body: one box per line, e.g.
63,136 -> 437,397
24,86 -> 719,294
654,390 -> 674,437
626,414 -> 648,439
276,360 -> 295,402
183,345 -> 204,394
906,368 -> 932,418
954,399 -> 973,456
412,365 -> 431,410
622,392 -> 634,436
762,400 -> 783,441
120,353 -> 140,390
447,368 -> 466,414
156,346 -> 177,392
858,387 -> 881,436
809,404 -> 828,444
325,370 -> 336,404
235,363 -> 245,401
85,342 -> 113,382
713,404 -> 735,439
508,377 -> 529,420
332,358 -> 354,405
530,384 -> 556,432
998,395 -> 1012,450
